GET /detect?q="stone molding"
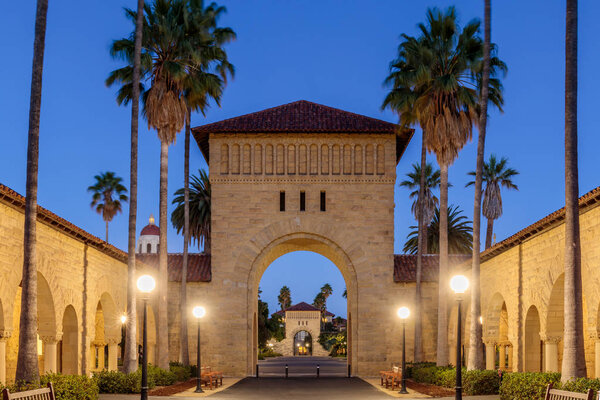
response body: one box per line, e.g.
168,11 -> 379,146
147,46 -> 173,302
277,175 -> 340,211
482,337 -> 496,346
106,338 -> 121,345
541,335 -> 562,344
0,331 -> 12,342
92,340 -> 106,347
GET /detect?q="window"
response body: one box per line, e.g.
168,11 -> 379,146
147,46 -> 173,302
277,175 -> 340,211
280,191 -> 286,212
300,191 -> 306,211
146,243 -> 151,253
320,191 -> 326,212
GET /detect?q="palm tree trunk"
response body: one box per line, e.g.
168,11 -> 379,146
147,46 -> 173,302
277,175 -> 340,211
467,0 -> 491,371
436,163 -> 449,366
105,220 -> 109,243
16,0 -> 48,384
158,139 -> 170,369
414,137 -> 426,362
485,218 -> 494,249
179,109 -> 191,366
124,0 -> 144,374
561,0 -> 586,381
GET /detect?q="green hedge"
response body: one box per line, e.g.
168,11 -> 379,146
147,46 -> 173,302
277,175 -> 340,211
94,369 -> 155,394
498,373 -> 600,400
410,365 -> 500,395
0,374 -> 98,400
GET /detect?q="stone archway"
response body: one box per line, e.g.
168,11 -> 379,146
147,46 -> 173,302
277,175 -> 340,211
545,274 -> 564,372
61,305 -> 78,374
244,231 -> 358,375
524,305 -> 542,372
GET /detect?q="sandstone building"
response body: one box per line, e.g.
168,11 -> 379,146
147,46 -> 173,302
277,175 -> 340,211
1,100 -> 600,381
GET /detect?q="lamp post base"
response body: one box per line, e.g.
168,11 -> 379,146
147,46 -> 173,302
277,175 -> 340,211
195,378 -> 204,393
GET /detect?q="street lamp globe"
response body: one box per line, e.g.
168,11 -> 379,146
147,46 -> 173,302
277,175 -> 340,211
450,275 -> 469,294
193,306 -> 206,319
137,275 -> 156,293
397,306 -> 410,320
120,315 -> 127,324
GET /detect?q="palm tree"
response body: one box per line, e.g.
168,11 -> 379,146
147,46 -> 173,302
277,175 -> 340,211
562,0 -> 586,381
403,205 -> 473,255
171,169 -> 211,251
123,0 -> 145,375
87,172 -> 128,242
108,0 -> 212,369
278,286 -> 291,311
16,0 -> 48,384
177,3 -> 234,365
466,154 -> 518,249
399,163 -> 441,253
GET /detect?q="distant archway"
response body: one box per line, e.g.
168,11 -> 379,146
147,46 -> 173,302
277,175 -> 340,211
524,305 -> 542,372
545,274 -> 564,372
293,331 -> 312,356
61,305 -> 78,374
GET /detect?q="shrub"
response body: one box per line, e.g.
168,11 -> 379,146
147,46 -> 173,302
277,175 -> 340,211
94,369 -> 156,394
41,373 -> 99,400
463,369 -> 500,395
148,365 -> 176,386
499,372 -> 561,400
169,364 -> 192,382
560,377 -> 600,395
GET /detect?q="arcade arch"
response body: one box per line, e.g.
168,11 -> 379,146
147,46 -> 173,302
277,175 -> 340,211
246,232 -> 358,374
545,274 -> 564,372
524,305 -> 542,372
61,305 -> 78,374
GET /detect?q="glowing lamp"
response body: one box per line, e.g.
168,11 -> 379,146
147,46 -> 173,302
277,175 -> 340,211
193,306 -> 206,319
479,316 -> 483,324
450,275 -> 469,294
397,306 -> 410,320
120,315 -> 127,324
137,275 -> 156,293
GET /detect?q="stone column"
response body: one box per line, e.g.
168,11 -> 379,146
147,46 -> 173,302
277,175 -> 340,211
498,343 -> 506,370
42,334 -> 62,373
483,338 -> 496,370
107,339 -> 119,372
507,343 -> 514,372
0,331 -> 12,384
543,336 -> 561,372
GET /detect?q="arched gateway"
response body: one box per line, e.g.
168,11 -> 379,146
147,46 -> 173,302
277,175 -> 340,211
191,100 -> 413,376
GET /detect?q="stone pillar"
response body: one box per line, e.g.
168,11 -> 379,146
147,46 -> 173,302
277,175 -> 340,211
543,336 -> 561,372
483,338 -> 496,370
42,334 -> 61,373
498,343 -> 506,370
507,344 -> 514,372
595,340 -> 600,378
0,331 -> 12,384
98,343 -> 106,370
107,339 -> 119,372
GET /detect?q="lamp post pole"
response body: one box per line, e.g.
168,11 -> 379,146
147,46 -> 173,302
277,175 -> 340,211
141,297 -> 148,400
455,296 -> 462,400
400,319 -> 408,394
195,316 -> 203,393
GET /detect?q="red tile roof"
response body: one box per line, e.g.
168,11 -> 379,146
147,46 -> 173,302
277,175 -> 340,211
481,185 -> 600,261
192,100 -> 413,164
0,183 -> 132,263
283,302 -> 321,312
136,253 -> 211,282
393,254 -> 471,283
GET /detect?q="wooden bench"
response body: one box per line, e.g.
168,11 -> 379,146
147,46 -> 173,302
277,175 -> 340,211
545,383 -> 593,400
200,366 -> 223,389
379,365 -> 402,389
2,383 -> 55,400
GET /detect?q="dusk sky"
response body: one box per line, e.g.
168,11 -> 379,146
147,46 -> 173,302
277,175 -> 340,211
2,1 -> 599,318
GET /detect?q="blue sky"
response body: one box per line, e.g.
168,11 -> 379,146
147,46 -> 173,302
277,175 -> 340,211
2,1 -> 599,318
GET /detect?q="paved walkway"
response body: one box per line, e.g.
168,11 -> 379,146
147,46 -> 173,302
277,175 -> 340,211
257,356 -> 347,377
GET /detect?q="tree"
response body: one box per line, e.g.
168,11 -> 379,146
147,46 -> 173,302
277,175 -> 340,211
178,0 -> 234,365
123,0 -> 145,375
466,154 -> 518,249
313,292 -> 325,312
87,172 -> 128,242
403,205 -> 473,255
107,0 -> 212,369
399,162 -> 441,253
562,0 -> 586,381
171,169 -> 211,251
257,288 -> 270,349
16,0 -> 48,384
277,286 -> 291,311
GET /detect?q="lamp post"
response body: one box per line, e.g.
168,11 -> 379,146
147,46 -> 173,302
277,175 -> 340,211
397,306 -> 410,394
450,275 -> 469,400
193,306 -> 206,393
137,275 -> 155,400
